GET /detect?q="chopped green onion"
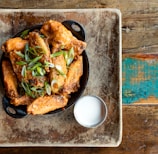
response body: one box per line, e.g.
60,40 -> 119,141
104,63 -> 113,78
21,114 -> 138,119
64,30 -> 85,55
24,43 -> 30,62
67,58 -> 74,66
21,81 -> 28,92
35,46 -> 42,49
51,51 -> 63,58
63,51 -> 68,60
67,47 -> 74,65
16,61 -> 27,65
32,70 -> 37,76
28,55 -> 42,67
45,82 -> 51,95
21,81 -> 46,98
20,29 -> 30,38
30,87 -> 37,92
55,65 -> 66,77
51,79 -> 58,93
51,79 -> 57,87
15,51 -> 25,58
44,61 -> 55,68
28,62 -> 42,70
21,65 -> 27,77
60,45 -> 65,49
35,46 -> 46,54
39,34 -> 45,38
69,47 -> 74,57
28,47 -> 38,56
63,47 -> 75,66
36,67 -> 46,76
21,81 -> 35,98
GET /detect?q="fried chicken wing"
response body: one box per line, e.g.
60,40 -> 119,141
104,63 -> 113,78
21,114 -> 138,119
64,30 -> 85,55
63,56 -> 83,94
1,37 -> 27,53
9,50 -> 47,87
9,51 -> 23,81
29,32 -> 52,72
10,95 -> 33,106
40,20 -> 86,55
27,95 -> 68,115
2,60 -> 19,98
49,55 -> 67,93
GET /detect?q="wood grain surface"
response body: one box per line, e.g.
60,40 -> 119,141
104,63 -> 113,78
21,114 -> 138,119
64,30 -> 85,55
0,0 -> 158,153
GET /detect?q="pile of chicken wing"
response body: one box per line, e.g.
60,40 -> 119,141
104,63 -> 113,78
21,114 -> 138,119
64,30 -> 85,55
1,20 -> 86,115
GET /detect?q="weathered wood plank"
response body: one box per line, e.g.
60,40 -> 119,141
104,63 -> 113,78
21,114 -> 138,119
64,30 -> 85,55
0,0 -> 119,9
0,106 -> 158,153
121,1 -> 158,104
122,53 -> 158,104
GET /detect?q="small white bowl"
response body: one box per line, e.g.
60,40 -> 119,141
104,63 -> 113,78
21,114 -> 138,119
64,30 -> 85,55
73,95 -> 108,128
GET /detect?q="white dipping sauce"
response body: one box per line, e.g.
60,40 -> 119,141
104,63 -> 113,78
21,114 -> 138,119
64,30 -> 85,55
74,95 -> 107,128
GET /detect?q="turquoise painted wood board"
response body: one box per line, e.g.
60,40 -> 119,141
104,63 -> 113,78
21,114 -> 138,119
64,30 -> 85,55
123,54 -> 158,104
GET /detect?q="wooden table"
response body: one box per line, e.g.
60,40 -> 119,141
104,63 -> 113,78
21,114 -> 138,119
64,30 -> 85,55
0,0 -> 158,153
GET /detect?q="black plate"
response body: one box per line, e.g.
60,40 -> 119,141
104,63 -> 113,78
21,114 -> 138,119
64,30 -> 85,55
1,20 -> 89,118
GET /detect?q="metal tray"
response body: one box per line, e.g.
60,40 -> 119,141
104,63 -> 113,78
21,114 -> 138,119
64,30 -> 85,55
0,9 -> 122,147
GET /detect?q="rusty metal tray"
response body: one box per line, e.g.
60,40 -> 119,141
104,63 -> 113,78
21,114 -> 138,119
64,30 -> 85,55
0,9 -> 122,147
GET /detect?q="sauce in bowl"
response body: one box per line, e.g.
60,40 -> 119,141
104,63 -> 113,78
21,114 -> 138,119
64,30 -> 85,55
74,95 -> 108,128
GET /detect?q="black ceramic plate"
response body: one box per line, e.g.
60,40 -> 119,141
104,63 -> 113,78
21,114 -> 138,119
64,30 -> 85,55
1,20 -> 89,118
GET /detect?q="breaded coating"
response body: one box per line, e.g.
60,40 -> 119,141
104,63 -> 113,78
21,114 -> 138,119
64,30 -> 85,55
9,51 -> 23,81
40,20 -> 86,55
10,95 -> 33,106
63,56 -> 83,94
27,95 -> 68,115
29,32 -> 52,72
1,37 -> 27,53
49,55 -> 67,93
2,60 -> 19,98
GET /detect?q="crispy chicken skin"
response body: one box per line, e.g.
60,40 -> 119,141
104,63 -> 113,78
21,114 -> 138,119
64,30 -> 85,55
49,55 -> 67,93
40,20 -> 87,55
1,37 -> 27,53
9,51 -> 23,81
63,56 -> 83,94
2,60 -> 19,98
8,35 -> 48,87
29,32 -> 52,72
10,95 -> 34,106
10,50 -> 47,87
27,95 -> 68,115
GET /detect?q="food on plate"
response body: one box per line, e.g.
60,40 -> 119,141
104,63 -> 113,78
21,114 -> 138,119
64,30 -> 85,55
2,60 -> 19,98
1,20 -> 87,115
40,20 -> 86,54
27,95 -> 68,115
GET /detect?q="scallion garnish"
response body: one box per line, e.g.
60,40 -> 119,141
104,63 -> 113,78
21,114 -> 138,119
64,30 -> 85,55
67,47 -> 74,66
39,34 -> 45,38
15,51 -> 25,58
28,47 -> 38,56
21,81 -> 35,98
24,43 -> 30,62
36,67 -> 46,76
32,70 -> 37,76
28,62 -> 42,70
28,55 -> 42,67
51,79 -> 58,93
45,82 -> 51,95
51,51 -> 64,58
55,65 -> 66,77
44,61 -> 55,68
21,65 -> 27,77
16,61 -> 27,65
20,29 -> 30,38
